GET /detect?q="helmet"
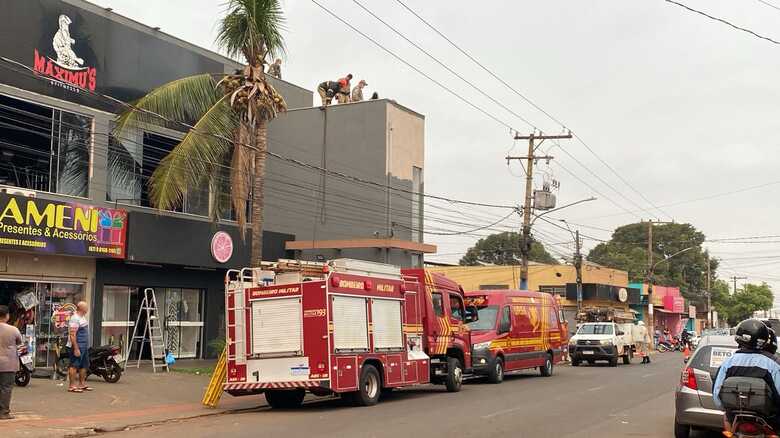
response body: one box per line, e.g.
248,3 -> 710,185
735,318 -> 771,350
766,328 -> 778,355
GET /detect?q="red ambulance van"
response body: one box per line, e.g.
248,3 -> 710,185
465,289 -> 566,383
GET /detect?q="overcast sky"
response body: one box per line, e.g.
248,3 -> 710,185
89,0 -> 780,304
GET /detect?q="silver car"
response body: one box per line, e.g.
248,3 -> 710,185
674,335 -> 737,438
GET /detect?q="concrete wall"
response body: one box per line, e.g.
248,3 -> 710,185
265,99 -> 424,246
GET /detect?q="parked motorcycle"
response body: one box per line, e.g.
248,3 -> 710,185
55,344 -> 123,383
657,336 -> 684,352
15,345 -> 33,387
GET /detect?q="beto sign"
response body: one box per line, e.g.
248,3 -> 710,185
33,14 -> 96,92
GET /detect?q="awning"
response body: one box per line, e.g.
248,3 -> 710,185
654,307 -> 683,314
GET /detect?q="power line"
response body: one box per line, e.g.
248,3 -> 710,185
757,0 -> 780,12
393,0 -> 671,220
664,0 -> 780,45
306,0 -> 520,133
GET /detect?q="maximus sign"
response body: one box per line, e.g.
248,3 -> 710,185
33,14 -> 97,91
0,194 -> 127,258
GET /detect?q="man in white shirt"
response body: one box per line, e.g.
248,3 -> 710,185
0,305 -> 22,419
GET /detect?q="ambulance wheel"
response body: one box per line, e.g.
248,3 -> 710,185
265,389 -> 305,409
352,364 -> 381,406
487,358 -> 504,384
445,357 -> 463,392
539,354 -> 553,377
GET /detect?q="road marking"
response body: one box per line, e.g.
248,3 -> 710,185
587,386 -> 604,392
642,373 -> 656,378
481,406 -> 525,419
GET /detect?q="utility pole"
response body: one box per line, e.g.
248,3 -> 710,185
730,276 -> 747,295
507,131 -> 572,289
706,254 -> 712,329
574,230 -> 583,312
645,220 -> 675,349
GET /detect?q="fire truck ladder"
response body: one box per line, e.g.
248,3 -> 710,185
129,288 -> 169,373
225,269 -> 251,370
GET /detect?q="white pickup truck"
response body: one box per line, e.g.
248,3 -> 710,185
568,322 -> 635,367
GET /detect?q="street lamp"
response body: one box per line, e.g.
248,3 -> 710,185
647,246 -> 695,347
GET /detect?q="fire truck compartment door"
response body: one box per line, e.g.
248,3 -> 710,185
251,296 -> 302,355
332,296 -> 369,351
371,299 -> 403,350
246,357 -> 311,383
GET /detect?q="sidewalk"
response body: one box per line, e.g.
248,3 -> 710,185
0,361 -> 266,437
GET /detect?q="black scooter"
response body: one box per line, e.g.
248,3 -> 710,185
15,345 -> 32,387
55,344 -> 123,383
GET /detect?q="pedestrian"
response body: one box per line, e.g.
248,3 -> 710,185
0,305 -> 22,420
267,58 -> 282,79
370,92 -> 379,100
67,301 -> 92,393
351,79 -> 367,102
316,80 -> 341,107
633,320 -> 651,364
336,74 -> 352,104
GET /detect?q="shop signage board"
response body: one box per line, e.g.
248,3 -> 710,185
33,14 -> 97,92
0,194 -> 127,258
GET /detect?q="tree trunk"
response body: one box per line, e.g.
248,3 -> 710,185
250,119 -> 268,266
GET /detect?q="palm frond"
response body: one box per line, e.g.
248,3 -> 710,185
148,95 -> 239,211
217,0 -> 286,63
114,74 -> 221,134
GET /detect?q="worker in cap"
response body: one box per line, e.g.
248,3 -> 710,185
351,80 -> 368,102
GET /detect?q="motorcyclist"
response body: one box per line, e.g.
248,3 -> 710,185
680,329 -> 691,350
713,319 -> 780,431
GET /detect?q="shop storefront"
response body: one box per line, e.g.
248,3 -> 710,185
0,193 -> 127,372
652,292 -> 685,335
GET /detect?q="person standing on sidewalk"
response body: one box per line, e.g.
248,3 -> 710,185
0,305 -> 22,419
67,302 -> 91,393
633,320 -> 651,364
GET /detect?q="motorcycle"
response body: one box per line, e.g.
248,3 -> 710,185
727,413 -> 778,438
55,344 -> 123,383
657,336 -> 684,352
15,345 -> 33,387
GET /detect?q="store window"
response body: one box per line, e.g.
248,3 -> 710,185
162,288 -> 204,359
107,130 -> 210,216
0,280 -> 84,371
0,93 -> 90,197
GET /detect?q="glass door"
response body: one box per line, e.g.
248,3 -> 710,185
36,282 -> 84,369
162,288 -> 204,359
101,286 -> 136,362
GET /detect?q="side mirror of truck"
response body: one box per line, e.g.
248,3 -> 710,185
464,306 -> 479,324
617,330 -> 625,336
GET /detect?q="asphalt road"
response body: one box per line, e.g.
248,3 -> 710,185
113,352 -> 718,438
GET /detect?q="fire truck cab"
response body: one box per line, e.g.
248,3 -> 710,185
223,259 -> 475,408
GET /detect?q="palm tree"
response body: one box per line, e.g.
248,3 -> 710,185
114,0 -> 287,265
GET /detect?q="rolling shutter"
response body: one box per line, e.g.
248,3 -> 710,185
332,295 -> 368,351
251,297 -> 302,356
371,299 -> 403,350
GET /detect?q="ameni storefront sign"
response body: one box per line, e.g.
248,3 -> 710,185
0,194 -> 127,258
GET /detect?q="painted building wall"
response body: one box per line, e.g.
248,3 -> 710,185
429,263 -> 628,292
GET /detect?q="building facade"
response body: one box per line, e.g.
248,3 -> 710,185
428,263 -> 637,330
0,0 -> 428,361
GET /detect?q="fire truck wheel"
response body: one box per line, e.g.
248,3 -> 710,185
265,389 -> 305,409
352,364 -> 381,406
445,357 -> 463,392
487,357 -> 504,384
539,354 -> 553,377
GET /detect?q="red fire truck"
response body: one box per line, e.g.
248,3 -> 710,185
222,259 -> 476,408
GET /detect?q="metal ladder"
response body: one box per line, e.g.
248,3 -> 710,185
129,288 -> 169,373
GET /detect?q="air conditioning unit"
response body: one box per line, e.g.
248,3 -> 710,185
0,186 -> 36,198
